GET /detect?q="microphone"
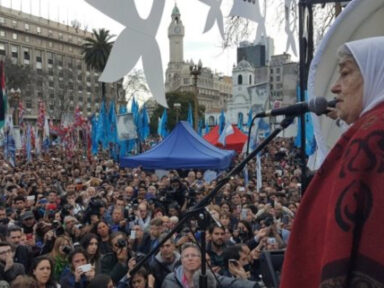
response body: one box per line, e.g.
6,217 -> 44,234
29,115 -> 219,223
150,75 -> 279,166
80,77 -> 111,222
255,97 -> 339,117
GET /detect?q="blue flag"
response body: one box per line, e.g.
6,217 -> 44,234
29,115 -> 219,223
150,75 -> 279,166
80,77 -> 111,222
26,124 -> 32,162
198,119 -> 203,136
4,128 -> 15,167
238,113 -> 244,132
219,110 -> 225,134
247,108 -> 253,128
96,101 -> 108,149
141,106 -> 150,140
158,109 -> 168,138
91,114 -> 98,155
294,87 -> 316,156
187,103 -> 193,127
108,101 -> 118,159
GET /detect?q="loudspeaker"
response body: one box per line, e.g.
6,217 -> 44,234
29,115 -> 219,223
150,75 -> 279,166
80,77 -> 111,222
259,249 -> 285,288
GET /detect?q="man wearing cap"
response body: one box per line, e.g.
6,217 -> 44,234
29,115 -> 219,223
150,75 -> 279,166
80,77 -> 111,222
20,211 -> 35,247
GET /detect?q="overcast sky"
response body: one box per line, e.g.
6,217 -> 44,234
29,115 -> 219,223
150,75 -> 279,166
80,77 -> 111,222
1,0 -> 293,77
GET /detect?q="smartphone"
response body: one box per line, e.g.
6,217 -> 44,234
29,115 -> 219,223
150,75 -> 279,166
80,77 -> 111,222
241,208 -> 248,220
79,264 -> 92,273
267,237 -> 276,245
130,230 -> 136,240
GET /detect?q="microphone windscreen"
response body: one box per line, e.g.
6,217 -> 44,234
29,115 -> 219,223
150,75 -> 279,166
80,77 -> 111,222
309,97 -> 329,115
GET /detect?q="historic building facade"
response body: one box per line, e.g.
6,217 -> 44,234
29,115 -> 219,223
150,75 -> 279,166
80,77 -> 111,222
0,5 -> 119,122
164,5 -> 232,115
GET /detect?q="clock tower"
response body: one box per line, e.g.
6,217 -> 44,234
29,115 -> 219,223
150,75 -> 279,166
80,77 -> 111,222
168,4 -> 184,64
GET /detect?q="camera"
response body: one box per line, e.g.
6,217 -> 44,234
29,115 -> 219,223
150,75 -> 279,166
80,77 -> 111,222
62,246 -> 72,254
116,238 -> 126,248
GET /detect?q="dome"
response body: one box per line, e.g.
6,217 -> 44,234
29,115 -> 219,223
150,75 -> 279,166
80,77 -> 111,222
172,4 -> 180,17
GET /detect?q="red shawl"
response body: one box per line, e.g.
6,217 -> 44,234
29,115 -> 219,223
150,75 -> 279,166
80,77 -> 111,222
281,102 -> 384,287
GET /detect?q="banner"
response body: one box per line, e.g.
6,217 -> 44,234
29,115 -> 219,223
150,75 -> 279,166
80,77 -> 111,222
117,113 -> 137,140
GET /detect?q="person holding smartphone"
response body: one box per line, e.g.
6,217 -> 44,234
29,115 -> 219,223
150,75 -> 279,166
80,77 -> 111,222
59,248 -> 95,288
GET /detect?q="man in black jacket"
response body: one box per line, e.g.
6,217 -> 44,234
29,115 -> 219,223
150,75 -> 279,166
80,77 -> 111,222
6,225 -> 32,272
149,234 -> 180,288
0,242 -> 25,282
100,232 -> 131,284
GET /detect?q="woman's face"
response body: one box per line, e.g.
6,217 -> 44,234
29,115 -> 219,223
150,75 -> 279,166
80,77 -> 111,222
87,238 -> 98,256
33,260 -> 51,285
72,253 -> 87,270
97,222 -> 109,237
132,274 -> 146,288
331,57 -> 364,124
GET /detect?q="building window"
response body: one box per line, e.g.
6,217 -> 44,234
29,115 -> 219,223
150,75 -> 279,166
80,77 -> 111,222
37,26 -> 41,33
0,31 -> 5,37
49,81 -> 54,88
0,43 -> 5,56
25,36 -> 30,42
47,52 -> 53,68
276,76 -> 281,82
276,67 -> 281,74
48,42 -> 53,48
237,74 -> 243,85
249,75 -> 252,84
0,17 -> 4,24
23,48 -> 30,64
12,20 -> 17,26
26,101 -> 32,109
25,23 -> 29,30
77,74 -> 82,81
12,33 -> 17,40
36,50 -> 42,69
11,46 -> 18,63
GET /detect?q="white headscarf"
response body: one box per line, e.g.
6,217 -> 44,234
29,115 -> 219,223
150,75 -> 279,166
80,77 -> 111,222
345,36 -> 384,115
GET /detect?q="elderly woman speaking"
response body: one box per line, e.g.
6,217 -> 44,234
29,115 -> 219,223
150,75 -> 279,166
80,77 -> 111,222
281,36 -> 384,287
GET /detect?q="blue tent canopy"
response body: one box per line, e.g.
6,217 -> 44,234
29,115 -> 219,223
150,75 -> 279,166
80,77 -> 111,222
120,121 -> 235,170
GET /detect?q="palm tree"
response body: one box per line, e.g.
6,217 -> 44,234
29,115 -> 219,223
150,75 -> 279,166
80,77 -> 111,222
82,28 -> 114,101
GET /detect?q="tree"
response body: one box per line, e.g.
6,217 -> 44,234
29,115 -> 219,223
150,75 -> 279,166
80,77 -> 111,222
82,28 -> 114,101
4,57 -> 34,91
149,91 -> 205,134
222,3 -> 341,49
123,69 -> 150,103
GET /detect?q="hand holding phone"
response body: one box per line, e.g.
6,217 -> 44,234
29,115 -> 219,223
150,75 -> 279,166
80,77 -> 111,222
79,264 -> 92,273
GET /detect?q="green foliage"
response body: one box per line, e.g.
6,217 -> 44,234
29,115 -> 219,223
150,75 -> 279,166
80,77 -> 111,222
4,57 -> 34,91
82,28 -> 114,101
82,28 -> 114,73
149,91 -> 205,134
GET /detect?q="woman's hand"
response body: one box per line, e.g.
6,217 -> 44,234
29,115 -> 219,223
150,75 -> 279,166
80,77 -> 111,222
85,266 -> 95,281
147,274 -> 155,288
74,267 -> 83,282
228,261 -> 249,279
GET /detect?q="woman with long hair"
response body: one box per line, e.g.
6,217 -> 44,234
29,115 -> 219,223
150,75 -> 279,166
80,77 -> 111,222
92,221 -> 112,255
80,233 -> 101,273
59,248 -> 95,288
30,256 -> 58,288
48,235 -> 71,281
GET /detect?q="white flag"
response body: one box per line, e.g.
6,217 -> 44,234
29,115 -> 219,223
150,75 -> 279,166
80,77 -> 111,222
218,122 -> 234,146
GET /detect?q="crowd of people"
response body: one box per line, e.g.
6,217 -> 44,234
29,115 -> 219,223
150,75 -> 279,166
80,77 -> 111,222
0,136 -> 303,288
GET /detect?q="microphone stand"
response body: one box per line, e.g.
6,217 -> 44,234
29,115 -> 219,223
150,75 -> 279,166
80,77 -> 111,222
130,116 -> 296,288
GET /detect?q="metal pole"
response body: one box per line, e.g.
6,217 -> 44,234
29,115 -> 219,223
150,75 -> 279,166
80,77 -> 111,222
299,1 -> 307,193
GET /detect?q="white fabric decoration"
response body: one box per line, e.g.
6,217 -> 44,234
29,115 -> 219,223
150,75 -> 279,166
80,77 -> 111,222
85,0 -> 168,108
284,0 -> 297,56
198,0 -> 225,40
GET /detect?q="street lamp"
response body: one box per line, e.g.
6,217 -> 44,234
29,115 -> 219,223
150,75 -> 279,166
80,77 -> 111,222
189,59 -> 202,130
9,88 -> 21,126
174,102 -> 181,123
